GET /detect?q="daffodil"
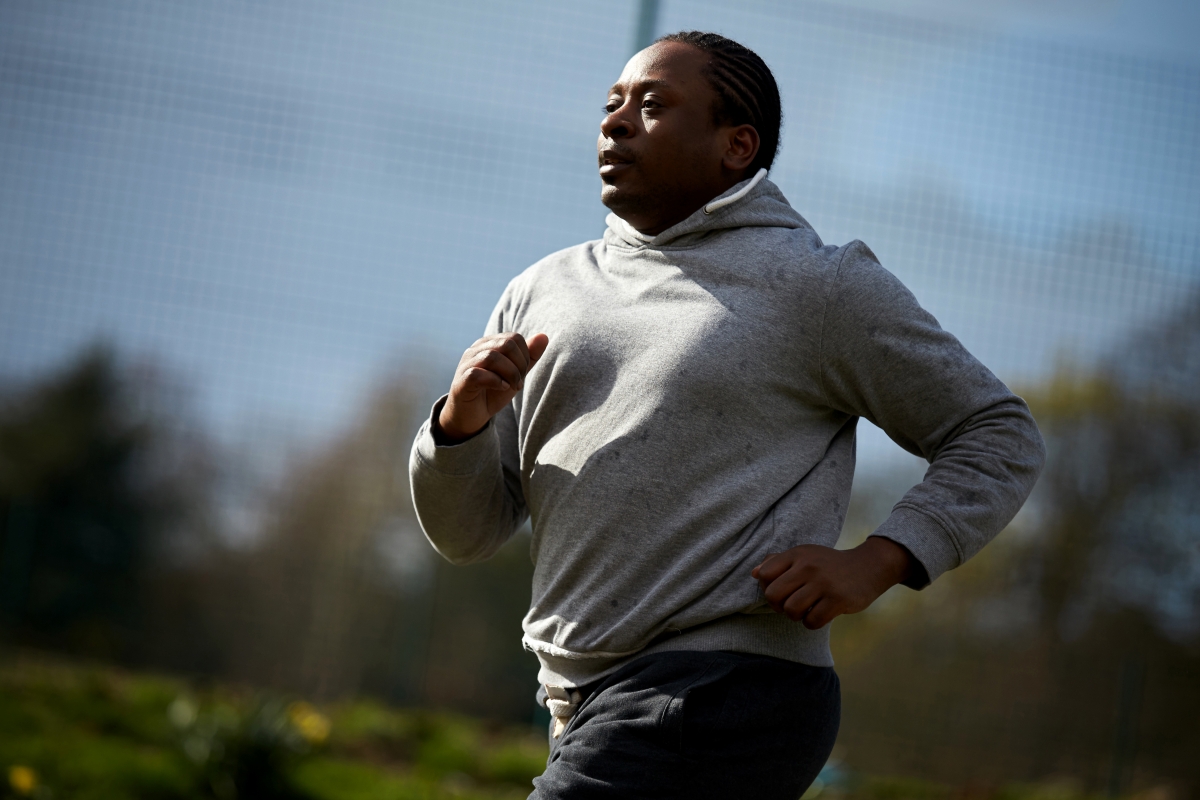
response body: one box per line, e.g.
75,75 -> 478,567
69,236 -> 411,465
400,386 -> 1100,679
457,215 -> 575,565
8,765 -> 37,795
287,701 -> 330,744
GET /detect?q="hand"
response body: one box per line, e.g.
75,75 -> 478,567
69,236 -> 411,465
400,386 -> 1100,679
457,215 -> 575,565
436,332 -> 550,444
751,537 -> 917,630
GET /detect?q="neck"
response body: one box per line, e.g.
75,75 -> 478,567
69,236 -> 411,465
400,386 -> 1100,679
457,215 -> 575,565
621,171 -> 752,236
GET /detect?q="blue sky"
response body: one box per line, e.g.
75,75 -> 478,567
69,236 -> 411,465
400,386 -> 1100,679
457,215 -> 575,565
1,0 -> 1196,467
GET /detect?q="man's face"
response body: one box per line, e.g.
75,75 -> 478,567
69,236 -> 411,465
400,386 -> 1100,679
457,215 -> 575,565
598,41 -> 741,235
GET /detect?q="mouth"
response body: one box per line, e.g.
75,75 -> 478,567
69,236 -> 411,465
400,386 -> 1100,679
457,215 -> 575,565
598,148 -> 634,176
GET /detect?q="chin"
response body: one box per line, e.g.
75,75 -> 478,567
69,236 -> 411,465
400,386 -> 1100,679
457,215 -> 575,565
600,182 -> 622,210
600,181 -> 643,215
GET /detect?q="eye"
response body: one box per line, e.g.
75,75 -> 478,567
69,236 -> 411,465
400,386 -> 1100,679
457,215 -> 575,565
604,100 -> 621,114
641,99 -> 661,110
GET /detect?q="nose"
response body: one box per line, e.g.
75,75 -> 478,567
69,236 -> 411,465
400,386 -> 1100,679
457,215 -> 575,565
600,99 -> 634,139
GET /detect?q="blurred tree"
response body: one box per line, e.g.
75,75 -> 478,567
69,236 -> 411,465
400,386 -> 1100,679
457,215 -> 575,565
831,294 -> 1200,797
0,344 -> 215,662
0,343 -> 540,722
146,367 -> 540,719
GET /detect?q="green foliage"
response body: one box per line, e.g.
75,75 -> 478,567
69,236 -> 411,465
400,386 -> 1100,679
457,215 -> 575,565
325,702 -> 546,789
170,696 -> 322,799
0,656 -> 195,799
995,780 -> 1109,800
477,740 -> 548,787
4,651 -> 1182,800
289,757 -> 529,800
846,776 -> 953,800
0,653 -> 545,800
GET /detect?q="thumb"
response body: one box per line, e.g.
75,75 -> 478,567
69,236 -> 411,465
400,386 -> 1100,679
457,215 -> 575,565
753,552 -> 790,583
527,333 -> 550,366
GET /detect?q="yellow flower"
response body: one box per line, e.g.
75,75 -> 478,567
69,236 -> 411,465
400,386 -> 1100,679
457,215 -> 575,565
287,701 -> 331,744
8,765 -> 37,795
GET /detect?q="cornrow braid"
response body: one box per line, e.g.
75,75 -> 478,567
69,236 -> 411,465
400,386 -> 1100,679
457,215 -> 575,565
656,31 -> 782,175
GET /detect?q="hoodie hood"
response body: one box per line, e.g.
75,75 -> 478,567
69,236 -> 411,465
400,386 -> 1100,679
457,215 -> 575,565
604,174 -> 808,250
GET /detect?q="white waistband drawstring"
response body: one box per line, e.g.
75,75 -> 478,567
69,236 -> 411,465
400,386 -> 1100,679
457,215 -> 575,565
544,684 -> 583,739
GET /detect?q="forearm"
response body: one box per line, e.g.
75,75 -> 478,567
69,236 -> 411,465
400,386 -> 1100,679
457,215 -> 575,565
409,398 -> 527,565
871,396 -> 1046,585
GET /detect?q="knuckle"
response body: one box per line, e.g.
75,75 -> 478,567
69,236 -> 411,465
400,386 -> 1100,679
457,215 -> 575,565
466,366 -> 498,383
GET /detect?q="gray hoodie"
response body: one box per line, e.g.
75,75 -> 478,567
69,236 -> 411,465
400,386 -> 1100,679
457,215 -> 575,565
409,175 -> 1045,689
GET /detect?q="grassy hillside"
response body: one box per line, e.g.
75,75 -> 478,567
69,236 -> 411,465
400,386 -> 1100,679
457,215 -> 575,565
0,651 -> 546,799
0,650 -> 1174,800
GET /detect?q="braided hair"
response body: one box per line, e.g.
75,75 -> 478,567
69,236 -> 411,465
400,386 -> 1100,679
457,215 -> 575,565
655,31 -> 782,175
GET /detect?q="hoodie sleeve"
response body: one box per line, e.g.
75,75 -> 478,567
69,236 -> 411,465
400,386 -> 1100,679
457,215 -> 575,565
819,241 -> 1046,587
407,297 -> 528,565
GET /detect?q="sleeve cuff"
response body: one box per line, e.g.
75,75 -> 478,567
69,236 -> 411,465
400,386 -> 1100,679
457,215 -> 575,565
869,505 -> 961,589
412,395 -> 500,477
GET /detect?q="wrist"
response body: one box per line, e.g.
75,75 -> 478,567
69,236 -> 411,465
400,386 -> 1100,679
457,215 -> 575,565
434,399 -> 484,445
854,536 -> 917,589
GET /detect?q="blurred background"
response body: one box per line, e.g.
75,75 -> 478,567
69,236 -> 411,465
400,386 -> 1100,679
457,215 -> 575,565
1,0 -> 1198,798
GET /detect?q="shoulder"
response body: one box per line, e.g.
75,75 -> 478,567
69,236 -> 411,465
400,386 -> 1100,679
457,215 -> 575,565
820,240 -> 939,343
740,223 -> 851,297
828,239 -> 916,305
490,238 -> 603,324
513,239 -> 602,288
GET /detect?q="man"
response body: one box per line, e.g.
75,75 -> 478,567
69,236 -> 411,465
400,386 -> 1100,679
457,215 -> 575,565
410,31 -> 1045,799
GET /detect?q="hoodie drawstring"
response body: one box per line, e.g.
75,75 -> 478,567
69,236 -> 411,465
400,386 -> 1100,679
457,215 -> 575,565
704,168 -> 768,215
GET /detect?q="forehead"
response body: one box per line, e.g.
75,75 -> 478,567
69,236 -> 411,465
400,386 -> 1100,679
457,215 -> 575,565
609,41 -> 711,95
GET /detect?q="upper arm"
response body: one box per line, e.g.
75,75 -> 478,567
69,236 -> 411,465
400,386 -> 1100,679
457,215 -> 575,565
819,241 -> 1015,460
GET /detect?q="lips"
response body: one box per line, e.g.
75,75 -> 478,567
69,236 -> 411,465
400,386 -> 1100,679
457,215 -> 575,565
599,147 -> 634,175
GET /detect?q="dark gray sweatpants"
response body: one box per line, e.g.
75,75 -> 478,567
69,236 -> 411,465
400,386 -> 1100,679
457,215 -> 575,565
530,650 -> 840,800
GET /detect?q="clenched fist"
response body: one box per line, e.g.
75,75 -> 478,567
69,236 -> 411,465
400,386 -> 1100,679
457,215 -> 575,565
435,332 -> 550,444
751,537 -> 919,630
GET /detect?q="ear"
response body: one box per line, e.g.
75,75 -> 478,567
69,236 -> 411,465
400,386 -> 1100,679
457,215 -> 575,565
722,124 -> 760,173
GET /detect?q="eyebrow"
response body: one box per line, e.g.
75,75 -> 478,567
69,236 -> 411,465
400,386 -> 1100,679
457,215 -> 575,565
607,78 -> 672,95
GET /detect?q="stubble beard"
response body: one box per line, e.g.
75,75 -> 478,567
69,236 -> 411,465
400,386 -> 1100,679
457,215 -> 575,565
600,176 -> 660,228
